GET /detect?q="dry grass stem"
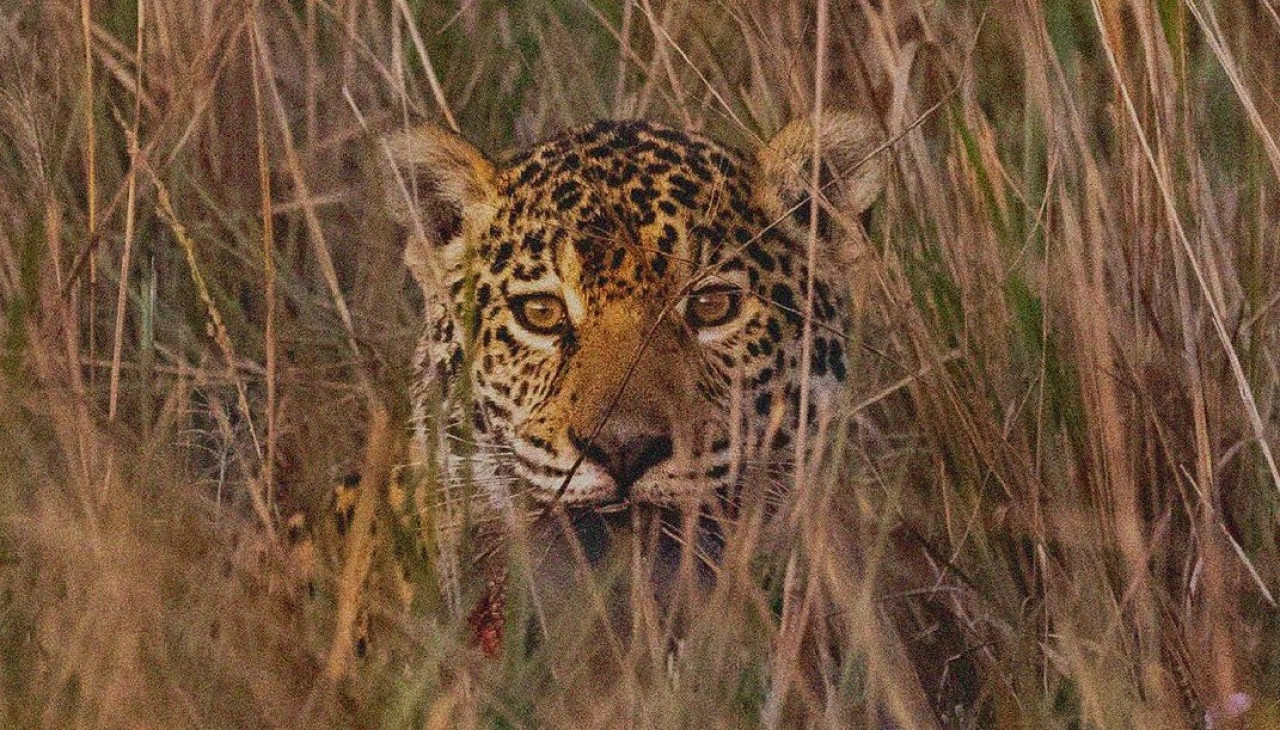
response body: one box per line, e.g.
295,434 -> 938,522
2,1 -> 1277,727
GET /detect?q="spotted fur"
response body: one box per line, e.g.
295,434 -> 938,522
383,114 -> 884,510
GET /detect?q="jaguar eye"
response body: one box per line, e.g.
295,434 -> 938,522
687,286 -> 741,328
511,294 -> 568,335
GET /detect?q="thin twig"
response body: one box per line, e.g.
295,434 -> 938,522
143,156 -> 273,538
250,18 -> 279,528
108,0 -> 145,421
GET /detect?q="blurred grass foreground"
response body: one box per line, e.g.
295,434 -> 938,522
1,1 -> 1279,728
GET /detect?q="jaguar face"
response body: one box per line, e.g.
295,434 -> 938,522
382,116 -> 883,508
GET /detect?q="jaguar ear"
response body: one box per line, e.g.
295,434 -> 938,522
756,112 -> 885,243
378,124 -> 498,289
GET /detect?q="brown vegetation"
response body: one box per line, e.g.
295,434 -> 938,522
1,1 -> 1278,727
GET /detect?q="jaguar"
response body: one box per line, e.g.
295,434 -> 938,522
314,112 -> 886,665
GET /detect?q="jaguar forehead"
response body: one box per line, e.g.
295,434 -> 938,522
490,120 -> 766,294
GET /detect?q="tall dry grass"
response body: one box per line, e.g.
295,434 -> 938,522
1,1 -> 1278,728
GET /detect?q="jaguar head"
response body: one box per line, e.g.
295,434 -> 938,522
381,115 -> 883,509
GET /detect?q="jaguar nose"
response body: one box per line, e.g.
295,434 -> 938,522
572,428 -> 673,496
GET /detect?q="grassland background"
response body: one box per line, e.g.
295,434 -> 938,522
1,0 -> 1279,728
